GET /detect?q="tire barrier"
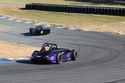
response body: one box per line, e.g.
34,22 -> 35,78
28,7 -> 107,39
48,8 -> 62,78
75,0 -> 125,5
25,3 -> 125,16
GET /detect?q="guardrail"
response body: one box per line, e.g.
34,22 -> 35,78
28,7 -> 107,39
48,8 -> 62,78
25,3 -> 125,16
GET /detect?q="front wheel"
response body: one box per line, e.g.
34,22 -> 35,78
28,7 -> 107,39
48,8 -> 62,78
36,31 -> 41,35
31,58 -> 36,64
71,50 -> 77,61
56,53 -> 63,64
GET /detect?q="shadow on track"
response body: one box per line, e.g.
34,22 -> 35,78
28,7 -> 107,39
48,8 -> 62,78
21,32 -> 49,37
16,59 -> 52,65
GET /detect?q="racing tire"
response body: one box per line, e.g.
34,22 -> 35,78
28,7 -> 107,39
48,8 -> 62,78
31,51 -> 39,64
47,29 -> 50,33
36,31 -> 41,35
31,58 -> 36,64
29,28 -> 35,34
56,53 -> 63,64
71,50 -> 77,61
43,28 -> 50,34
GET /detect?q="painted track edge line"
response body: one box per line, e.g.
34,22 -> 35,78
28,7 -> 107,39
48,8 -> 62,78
0,57 -> 31,63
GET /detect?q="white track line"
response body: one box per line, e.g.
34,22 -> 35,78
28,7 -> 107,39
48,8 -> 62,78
15,20 -> 22,22
15,57 -> 31,60
0,16 -> 7,18
24,21 -> 33,24
68,28 -> 77,30
7,57 -> 31,61
56,26 -> 65,29
7,18 -> 14,21
82,29 -> 93,32
34,23 -> 42,25
6,58 -> 15,61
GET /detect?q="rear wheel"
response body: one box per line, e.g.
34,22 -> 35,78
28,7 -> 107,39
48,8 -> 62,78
56,53 -> 63,64
31,58 -> 36,64
30,28 -> 35,34
71,50 -> 77,61
47,29 -> 50,33
43,29 -> 50,34
31,51 -> 39,64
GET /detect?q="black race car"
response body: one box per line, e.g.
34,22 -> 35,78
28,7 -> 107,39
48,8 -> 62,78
29,24 -> 51,35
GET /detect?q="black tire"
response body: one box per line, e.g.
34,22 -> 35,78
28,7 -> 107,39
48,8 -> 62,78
31,58 -> 36,64
43,28 -> 50,34
30,28 -> 37,35
31,51 -> 39,64
56,53 -> 63,64
47,29 -> 50,33
71,50 -> 77,61
36,30 -> 41,35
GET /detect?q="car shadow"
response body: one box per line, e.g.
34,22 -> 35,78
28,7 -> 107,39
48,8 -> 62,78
19,8 -> 32,10
21,32 -> 49,37
16,59 -> 32,64
21,32 -> 35,36
16,59 -> 52,65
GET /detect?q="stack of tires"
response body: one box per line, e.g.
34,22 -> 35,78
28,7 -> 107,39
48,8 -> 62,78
25,3 -> 125,16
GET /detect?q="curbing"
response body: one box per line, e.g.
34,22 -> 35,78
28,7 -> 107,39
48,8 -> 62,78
0,15 -> 92,32
0,57 -> 31,63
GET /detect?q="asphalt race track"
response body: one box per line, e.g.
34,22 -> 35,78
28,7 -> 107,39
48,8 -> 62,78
0,5 -> 125,83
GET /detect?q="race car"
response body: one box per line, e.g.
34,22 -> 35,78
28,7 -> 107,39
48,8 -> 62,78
31,43 -> 78,64
29,24 -> 51,35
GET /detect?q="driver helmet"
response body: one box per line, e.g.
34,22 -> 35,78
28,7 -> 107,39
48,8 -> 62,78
44,45 -> 51,51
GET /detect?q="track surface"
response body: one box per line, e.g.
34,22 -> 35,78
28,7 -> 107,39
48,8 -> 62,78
0,5 -> 125,83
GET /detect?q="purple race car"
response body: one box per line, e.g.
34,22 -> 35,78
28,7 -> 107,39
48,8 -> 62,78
31,43 -> 78,64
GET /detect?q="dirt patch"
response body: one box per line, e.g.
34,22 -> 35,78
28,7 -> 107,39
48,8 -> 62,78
0,40 -> 40,58
0,5 -> 19,10
81,21 -> 125,35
